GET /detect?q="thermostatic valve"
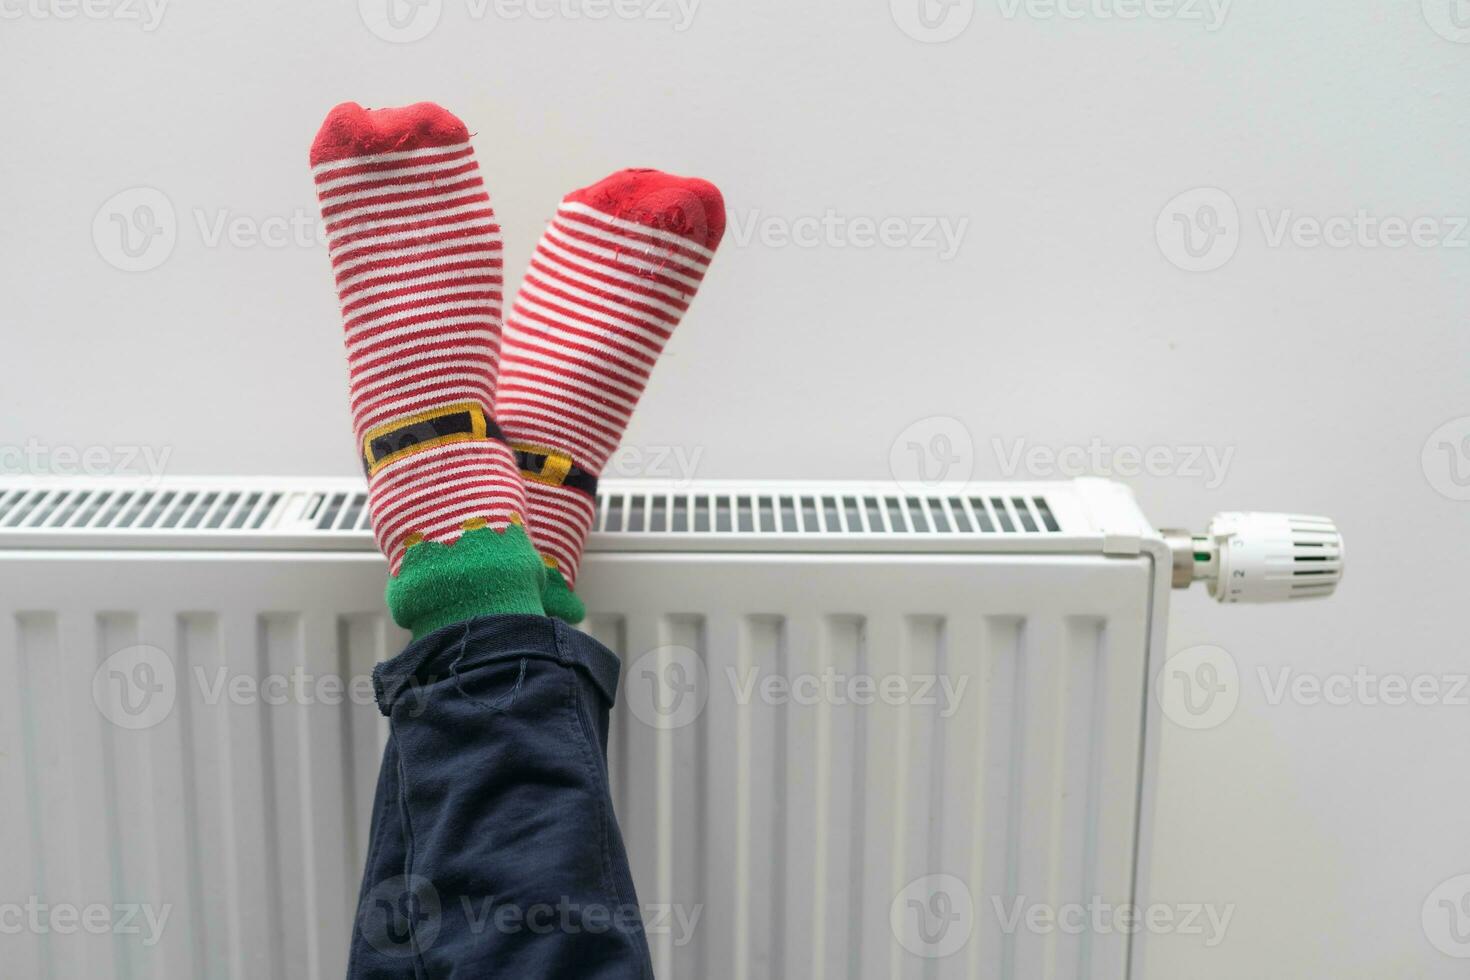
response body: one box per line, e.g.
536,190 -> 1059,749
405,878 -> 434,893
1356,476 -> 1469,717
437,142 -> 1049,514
1163,513 -> 1344,603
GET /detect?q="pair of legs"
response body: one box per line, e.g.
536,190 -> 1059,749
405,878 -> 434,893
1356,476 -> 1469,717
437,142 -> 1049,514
309,102 -> 725,977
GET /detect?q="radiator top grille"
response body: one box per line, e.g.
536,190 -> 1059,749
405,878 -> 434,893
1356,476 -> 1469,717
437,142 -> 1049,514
0,476 -> 1164,556
597,491 -> 1060,535
0,486 -> 302,532
0,484 -> 1061,537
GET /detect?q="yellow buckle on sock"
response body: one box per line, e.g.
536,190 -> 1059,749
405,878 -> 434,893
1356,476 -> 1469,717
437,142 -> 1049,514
363,402 -> 490,478
513,442 -> 575,487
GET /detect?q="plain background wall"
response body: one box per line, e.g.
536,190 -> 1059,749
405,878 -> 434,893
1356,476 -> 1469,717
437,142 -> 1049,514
2,0 -> 1467,975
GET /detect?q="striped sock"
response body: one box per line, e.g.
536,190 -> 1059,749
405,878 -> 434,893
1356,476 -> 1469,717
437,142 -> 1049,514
497,168 -> 726,622
311,101 -> 544,637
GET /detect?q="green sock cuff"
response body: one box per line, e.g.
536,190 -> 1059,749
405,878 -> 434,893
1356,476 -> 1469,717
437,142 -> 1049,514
387,523 -> 547,640
542,566 -> 586,625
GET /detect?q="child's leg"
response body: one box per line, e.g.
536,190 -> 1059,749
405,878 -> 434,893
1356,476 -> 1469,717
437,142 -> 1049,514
312,103 -> 653,979
497,169 -> 726,621
312,100 -> 544,639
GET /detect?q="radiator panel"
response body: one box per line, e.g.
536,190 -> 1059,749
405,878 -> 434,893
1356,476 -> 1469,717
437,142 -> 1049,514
582,554 -> 1152,980
0,549 -> 1155,980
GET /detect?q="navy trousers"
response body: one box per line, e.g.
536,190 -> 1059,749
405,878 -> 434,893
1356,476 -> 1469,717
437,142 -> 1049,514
348,615 -> 653,979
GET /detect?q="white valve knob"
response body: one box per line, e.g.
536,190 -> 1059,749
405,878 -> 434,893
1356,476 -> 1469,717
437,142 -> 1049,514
1204,512 -> 1345,604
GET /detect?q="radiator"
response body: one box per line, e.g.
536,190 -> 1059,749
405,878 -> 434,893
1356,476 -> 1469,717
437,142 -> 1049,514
0,477 -> 1343,980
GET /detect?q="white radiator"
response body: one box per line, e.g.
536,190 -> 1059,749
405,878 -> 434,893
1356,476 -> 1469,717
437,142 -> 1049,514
0,477 -> 1343,980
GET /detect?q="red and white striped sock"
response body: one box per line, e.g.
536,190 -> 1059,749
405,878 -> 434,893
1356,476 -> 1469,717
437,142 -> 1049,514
497,169 -> 726,615
310,101 -> 528,579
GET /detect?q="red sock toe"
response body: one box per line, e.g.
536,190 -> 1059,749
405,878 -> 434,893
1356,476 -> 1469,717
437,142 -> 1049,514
309,101 -> 470,168
564,167 -> 726,251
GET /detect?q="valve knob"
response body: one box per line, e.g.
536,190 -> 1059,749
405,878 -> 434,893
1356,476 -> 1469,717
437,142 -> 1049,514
1204,512 -> 1345,603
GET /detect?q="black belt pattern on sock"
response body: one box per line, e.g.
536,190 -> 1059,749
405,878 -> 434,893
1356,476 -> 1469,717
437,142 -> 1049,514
513,446 -> 599,497
362,402 -> 505,477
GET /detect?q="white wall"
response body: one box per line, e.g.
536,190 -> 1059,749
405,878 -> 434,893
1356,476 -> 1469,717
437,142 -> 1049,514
2,0 -> 1468,975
